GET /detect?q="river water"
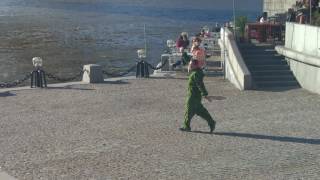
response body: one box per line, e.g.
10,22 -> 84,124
0,0 -> 260,82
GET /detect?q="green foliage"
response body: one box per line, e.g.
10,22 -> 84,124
235,16 -> 248,38
312,11 -> 320,26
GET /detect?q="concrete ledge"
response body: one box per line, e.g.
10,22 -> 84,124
276,46 -> 320,68
82,64 -> 104,83
0,76 -> 140,93
276,45 -> 320,95
0,81 -> 90,93
220,28 -> 252,90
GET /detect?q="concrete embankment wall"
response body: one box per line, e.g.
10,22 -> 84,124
276,22 -> 320,94
219,28 -> 252,90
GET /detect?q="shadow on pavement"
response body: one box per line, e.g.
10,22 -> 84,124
102,80 -> 130,85
46,81 -> 129,90
213,132 -> 320,145
149,76 -> 188,80
0,91 -> 16,97
46,86 -> 95,91
253,86 -> 301,92
190,130 -> 213,135
208,96 -> 226,101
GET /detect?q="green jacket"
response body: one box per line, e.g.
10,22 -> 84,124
182,52 -> 191,65
187,69 -> 208,102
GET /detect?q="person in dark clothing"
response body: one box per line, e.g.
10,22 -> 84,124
213,23 -> 221,32
287,8 -> 296,22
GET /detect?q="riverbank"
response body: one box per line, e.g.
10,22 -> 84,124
1,71 -> 320,179
0,0 -> 261,83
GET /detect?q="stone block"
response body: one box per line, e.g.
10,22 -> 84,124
82,64 -> 104,83
160,54 -> 170,71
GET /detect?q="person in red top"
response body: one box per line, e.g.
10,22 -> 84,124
189,37 -> 206,72
176,32 -> 190,53
173,37 -> 206,70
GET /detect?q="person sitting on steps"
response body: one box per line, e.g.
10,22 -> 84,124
173,37 -> 206,70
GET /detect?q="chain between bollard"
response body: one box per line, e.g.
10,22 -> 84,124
0,73 -> 31,88
1,61 -> 163,87
146,59 -> 168,70
102,65 -> 136,77
46,70 -> 86,82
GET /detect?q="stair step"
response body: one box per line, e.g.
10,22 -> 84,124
238,44 -> 275,49
245,60 -> 287,65
254,75 -> 296,81
248,65 -> 290,71
239,47 -> 276,50
243,56 -> 283,61
255,81 -> 300,88
240,50 -> 277,55
251,70 -> 294,76
242,54 -> 283,59
206,61 -> 221,66
238,43 -> 299,89
243,55 -> 283,60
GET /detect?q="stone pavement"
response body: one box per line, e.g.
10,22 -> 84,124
0,75 -> 320,180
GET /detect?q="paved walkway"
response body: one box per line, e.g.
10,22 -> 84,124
1,74 -> 320,179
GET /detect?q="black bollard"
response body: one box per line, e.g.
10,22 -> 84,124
144,61 -> 149,78
136,60 -> 149,78
41,71 -> 47,87
136,61 -> 141,78
31,69 -> 47,88
140,61 -> 145,77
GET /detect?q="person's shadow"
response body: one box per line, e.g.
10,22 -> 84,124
0,91 -> 16,97
190,131 -> 320,145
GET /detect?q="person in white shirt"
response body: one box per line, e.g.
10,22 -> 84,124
259,12 -> 268,23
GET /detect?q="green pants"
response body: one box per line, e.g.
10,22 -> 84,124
184,100 -> 215,129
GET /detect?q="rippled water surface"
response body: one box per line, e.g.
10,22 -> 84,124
0,0 -> 260,82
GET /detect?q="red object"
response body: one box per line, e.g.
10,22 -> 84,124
296,15 -> 306,24
192,48 -> 206,68
245,23 -> 284,43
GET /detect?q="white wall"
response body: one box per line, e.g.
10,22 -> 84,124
276,22 -> 320,94
285,23 -> 320,56
219,28 -> 252,90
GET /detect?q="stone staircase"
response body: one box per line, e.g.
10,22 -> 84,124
238,43 -> 300,89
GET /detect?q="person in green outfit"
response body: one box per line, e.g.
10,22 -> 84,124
180,59 -> 216,133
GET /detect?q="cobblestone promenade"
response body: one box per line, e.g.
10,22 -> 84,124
1,75 -> 320,179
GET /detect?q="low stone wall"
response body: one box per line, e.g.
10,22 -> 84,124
276,22 -> 320,94
219,28 -> 252,90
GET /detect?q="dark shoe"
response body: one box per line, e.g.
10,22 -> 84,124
179,127 -> 191,132
210,121 -> 216,133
